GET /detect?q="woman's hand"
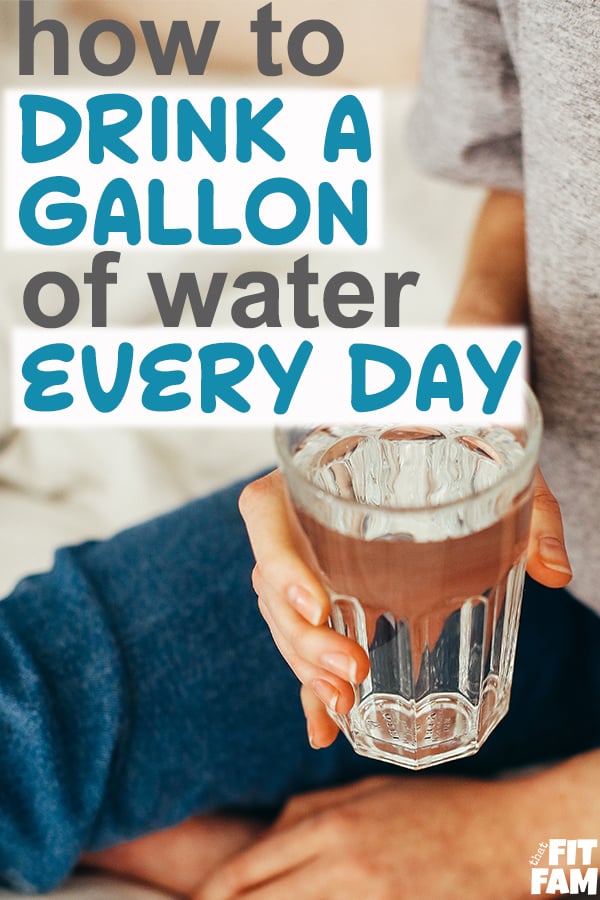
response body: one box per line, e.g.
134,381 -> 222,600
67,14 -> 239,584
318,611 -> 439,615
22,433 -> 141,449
239,470 -> 370,749
239,464 -> 572,751
195,773 -> 538,900
81,816 -> 264,897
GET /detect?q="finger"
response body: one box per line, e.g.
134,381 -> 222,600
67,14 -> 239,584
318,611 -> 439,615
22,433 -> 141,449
239,471 -> 330,626
83,816 -> 264,897
300,683 -> 340,750
274,774 -> 393,830
258,598 -> 357,716
196,862 -> 323,900
199,817 -> 321,900
526,470 -> 572,588
255,569 -> 370,688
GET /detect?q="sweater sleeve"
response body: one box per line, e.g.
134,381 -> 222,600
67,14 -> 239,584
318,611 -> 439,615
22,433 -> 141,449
0,479 -> 257,893
408,0 -> 523,192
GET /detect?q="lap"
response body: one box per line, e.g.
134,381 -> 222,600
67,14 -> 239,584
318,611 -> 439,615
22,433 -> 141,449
9,478 -> 597,887
180,482 -> 600,807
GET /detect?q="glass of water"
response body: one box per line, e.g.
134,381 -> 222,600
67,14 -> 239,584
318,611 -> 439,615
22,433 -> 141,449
275,389 -> 542,769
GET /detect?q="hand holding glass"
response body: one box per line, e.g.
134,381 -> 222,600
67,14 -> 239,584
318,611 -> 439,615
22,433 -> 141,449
276,389 -> 541,769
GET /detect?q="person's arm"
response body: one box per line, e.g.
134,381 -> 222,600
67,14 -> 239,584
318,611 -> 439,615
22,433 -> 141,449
449,188 -> 528,325
195,753 -> 600,900
81,815 -> 263,896
0,480 -> 256,893
450,189 -> 572,588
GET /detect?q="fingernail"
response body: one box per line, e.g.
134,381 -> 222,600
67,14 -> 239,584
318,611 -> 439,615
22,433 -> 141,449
539,537 -> 572,574
311,679 -> 339,713
307,726 -> 320,750
321,652 -> 358,683
287,585 -> 321,626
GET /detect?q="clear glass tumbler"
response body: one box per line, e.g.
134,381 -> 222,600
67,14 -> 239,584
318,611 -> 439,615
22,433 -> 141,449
275,389 -> 542,769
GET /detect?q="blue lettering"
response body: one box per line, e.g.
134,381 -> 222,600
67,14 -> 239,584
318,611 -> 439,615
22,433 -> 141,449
199,342 -> 254,413
22,343 -> 74,412
82,343 -> 133,413
258,341 -> 312,414
350,343 -> 411,413
198,180 -> 241,245
324,95 -> 372,162
319,180 -> 367,246
236,98 -> 285,162
87,94 -> 142,164
416,344 -> 463,412
246,178 -> 309,246
21,95 -> 81,163
140,343 -> 192,411
19,177 -> 86,246
467,341 -> 522,414
151,96 -> 168,161
149,180 -> 192,245
178,97 -> 226,162
94,178 -> 141,245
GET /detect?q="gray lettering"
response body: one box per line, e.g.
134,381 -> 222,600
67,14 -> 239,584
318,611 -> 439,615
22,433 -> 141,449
23,271 -> 79,327
323,272 -> 373,328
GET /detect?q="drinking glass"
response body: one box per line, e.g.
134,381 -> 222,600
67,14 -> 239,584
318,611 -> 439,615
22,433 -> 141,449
275,388 -> 542,769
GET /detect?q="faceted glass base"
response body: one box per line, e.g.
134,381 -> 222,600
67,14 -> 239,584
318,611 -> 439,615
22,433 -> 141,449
333,682 -> 510,769
329,556 -> 526,770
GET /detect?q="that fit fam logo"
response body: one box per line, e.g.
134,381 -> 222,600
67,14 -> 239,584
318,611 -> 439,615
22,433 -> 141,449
530,838 -> 598,894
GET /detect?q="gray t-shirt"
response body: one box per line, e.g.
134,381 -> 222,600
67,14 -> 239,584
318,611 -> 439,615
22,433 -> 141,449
409,0 -> 600,615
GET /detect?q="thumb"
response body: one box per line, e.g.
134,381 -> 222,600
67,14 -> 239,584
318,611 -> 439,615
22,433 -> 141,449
526,470 -> 572,588
239,470 -> 330,626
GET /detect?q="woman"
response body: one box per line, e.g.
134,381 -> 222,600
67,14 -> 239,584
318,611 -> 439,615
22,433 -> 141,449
1,1 -> 599,896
